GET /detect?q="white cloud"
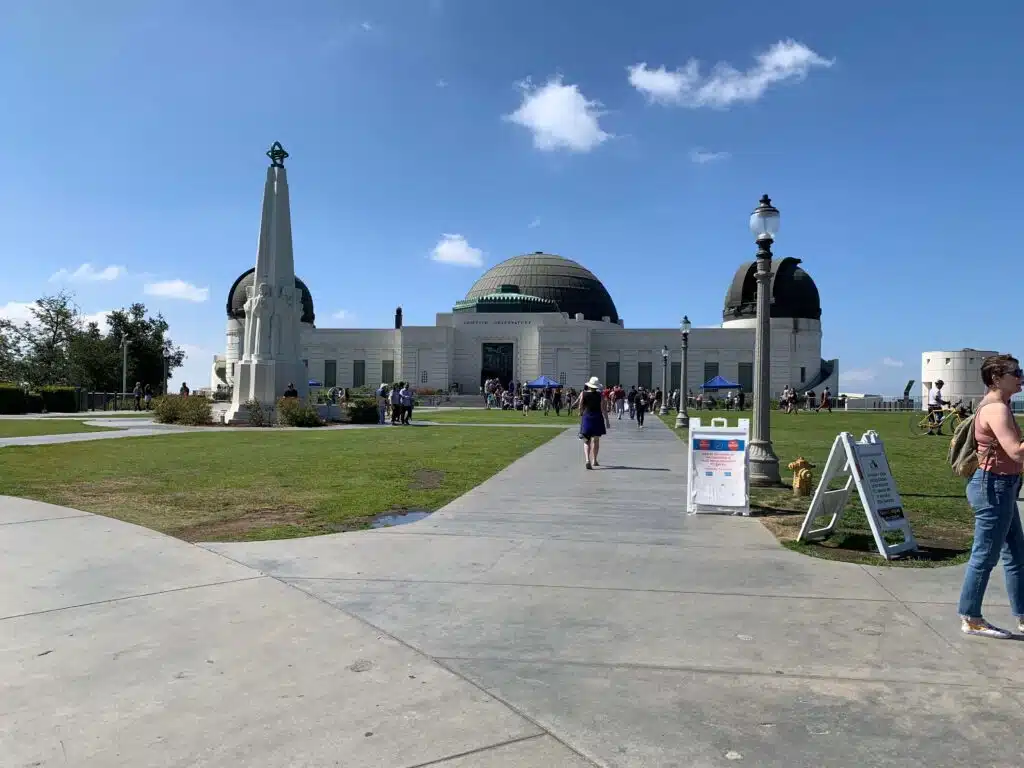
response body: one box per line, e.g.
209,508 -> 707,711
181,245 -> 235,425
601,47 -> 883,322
144,279 -> 210,302
0,301 -> 35,323
528,217 -> 541,229
430,234 -> 484,267
882,357 -> 904,368
628,39 -> 832,108
690,148 -> 730,164
360,21 -> 373,31
332,309 -> 354,321
843,369 -> 876,383
504,76 -> 611,153
50,263 -> 125,283
80,310 -> 111,331
436,78 -> 448,88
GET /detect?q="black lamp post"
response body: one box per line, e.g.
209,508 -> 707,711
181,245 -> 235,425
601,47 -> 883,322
675,316 -> 691,428
748,194 -> 782,485
163,345 -> 172,396
660,345 -> 670,415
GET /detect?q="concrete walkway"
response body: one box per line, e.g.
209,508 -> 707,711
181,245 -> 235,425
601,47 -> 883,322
3,416 -> 1024,766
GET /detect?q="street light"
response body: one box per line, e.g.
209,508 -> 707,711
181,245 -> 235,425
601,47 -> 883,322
748,194 -> 782,486
120,337 -> 130,402
163,343 -> 172,396
660,345 -> 669,415
675,316 -> 691,429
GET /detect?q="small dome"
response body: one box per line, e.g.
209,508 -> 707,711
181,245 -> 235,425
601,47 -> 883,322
227,268 -> 315,324
464,252 -> 618,322
723,257 -> 821,322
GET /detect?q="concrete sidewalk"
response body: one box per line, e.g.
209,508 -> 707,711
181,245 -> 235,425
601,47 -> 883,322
3,415 -> 1024,766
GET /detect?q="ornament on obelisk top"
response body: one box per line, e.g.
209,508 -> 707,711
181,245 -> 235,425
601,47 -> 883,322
224,142 -> 309,424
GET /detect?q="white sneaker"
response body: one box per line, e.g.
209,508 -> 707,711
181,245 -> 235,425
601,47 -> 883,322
961,617 -> 1013,639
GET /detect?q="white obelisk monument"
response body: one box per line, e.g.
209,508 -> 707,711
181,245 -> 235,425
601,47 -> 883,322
225,142 -> 308,424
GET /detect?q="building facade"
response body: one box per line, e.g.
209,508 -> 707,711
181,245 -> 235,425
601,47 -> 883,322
920,349 -> 997,409
212,252 -> 839,398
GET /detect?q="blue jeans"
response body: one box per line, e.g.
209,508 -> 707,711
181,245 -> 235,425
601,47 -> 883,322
957,470 -> 1024,618
378,404 -> 386,424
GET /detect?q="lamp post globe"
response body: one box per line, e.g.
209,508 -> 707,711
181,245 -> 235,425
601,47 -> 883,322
748,194 -> 782,486
675,316 -> 691,429
660,345 -> 670,415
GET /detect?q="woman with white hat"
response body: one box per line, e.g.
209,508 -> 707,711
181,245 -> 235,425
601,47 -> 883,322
574,376 -> 607,469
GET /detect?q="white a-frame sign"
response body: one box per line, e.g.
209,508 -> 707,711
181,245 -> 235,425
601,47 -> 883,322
797,430 -> 917,560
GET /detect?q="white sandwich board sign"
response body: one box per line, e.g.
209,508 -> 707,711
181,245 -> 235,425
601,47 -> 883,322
797,430 -> 917,560
687,417 -> 750,516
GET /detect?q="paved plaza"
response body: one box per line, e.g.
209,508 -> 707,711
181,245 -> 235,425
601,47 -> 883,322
3,416 -> 1024,766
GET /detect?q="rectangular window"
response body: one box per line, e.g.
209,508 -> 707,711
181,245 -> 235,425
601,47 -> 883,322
605,362 -> 620,387
638,362 -> 652,389
420,370 -> 428,383
738,362 -> 753,394
800,366 -> 806,383
670,362 -> 681,392
559,372 -> 566,385
353,360 -> 366,388
302,359 -> 308,369
324,360 -> 337,388
703,362 -> 719,383
381,360 -> 395,384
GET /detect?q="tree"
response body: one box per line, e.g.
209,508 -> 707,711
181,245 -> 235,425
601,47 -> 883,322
2,292 -> 186,392
105,303 -> 185,393
19,292 -> 80,386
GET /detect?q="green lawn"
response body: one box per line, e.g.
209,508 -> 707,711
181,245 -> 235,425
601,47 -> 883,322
0,419 -> 120,438
660,409 -> 975,566
0,427 -> 557,542
423,408 -> 577,425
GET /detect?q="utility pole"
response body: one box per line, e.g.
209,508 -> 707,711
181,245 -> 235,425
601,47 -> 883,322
120,337 -> 130,401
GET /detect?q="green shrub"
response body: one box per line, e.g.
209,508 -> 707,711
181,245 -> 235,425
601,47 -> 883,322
212,387 -> 232,402
277,397 -> 323,427
0,384 -> 27,414
179,396 -> 213,426
25,392 -> 44,413
38,386 -> 78,413
245,398 -> 270,427
152,395 -> 184,424
346,397 -> 380,424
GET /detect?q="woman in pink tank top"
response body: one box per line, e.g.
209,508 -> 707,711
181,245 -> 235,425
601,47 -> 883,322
957,354 -> 1024,638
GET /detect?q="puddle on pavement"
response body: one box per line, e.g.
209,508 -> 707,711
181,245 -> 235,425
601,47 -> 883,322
370,510 -> 432,528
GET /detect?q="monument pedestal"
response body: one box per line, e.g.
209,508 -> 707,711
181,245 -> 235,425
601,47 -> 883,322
224,358 -> 306,425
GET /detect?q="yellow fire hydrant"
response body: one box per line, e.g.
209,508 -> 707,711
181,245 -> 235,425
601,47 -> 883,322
787,457 -> 816,497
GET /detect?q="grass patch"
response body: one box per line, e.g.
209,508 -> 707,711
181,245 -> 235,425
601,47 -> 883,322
0,419 -> 120,437
424,408 -> 578,425
660,410 -> 974,566
0,427 -> 557,542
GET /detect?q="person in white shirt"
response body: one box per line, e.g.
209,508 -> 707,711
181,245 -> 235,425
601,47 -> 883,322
400,384 -> 413,425
927,379 -> 948,434
390,382 -> 404,425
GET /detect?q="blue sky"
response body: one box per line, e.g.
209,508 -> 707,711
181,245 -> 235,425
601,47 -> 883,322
2,0 -> 1021,394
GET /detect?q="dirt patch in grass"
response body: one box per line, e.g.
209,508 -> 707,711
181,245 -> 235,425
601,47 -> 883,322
175,505 -> 309,542
410,468 -> 445,490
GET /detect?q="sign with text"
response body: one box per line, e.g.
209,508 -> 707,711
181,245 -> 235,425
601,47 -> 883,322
797,430 -> 916,560
687,418 -> 750,515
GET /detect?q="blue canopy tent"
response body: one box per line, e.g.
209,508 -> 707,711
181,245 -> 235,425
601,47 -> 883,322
700,375 -> 741,390
526,375 -> 562,389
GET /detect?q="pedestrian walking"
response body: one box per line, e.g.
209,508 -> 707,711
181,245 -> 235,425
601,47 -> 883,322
575,376 -> 606,470
957,354 -> 1024,638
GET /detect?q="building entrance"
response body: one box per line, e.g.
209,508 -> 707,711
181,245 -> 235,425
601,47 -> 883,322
481,343 -> 514,388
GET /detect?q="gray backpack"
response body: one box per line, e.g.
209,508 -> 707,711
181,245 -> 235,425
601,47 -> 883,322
948,403 -> 993,477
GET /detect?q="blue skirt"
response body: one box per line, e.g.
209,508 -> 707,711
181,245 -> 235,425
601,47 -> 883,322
580,411 -> 606,438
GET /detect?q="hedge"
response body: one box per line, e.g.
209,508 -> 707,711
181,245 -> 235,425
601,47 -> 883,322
277,397 -> 324,427
0,384 -> 26,415
38,386 -> 78,413
152,395 -> 212,426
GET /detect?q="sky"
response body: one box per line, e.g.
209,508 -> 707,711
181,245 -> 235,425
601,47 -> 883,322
1,0 -> 1022,394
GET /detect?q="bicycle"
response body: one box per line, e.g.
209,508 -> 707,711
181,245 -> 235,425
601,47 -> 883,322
909,400 -> 967,436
